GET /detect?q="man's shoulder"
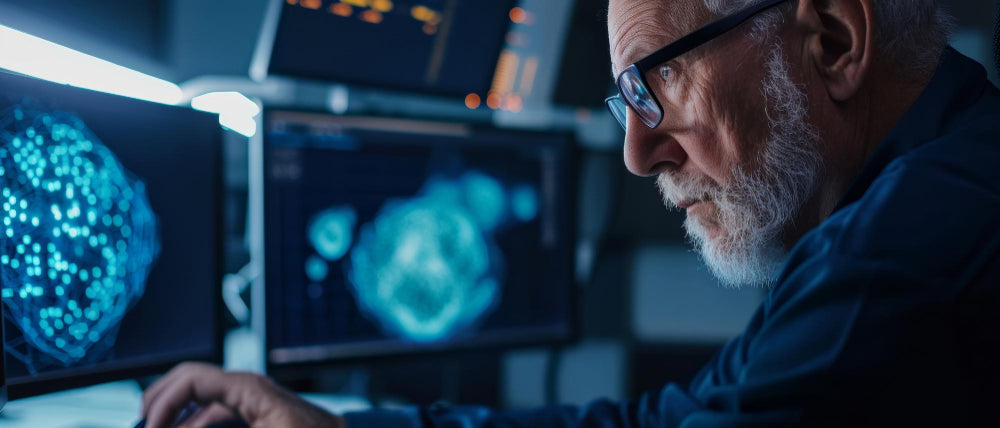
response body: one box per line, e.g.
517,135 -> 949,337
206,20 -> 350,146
908,80 -> 1000,182
796,120 -> 1000,281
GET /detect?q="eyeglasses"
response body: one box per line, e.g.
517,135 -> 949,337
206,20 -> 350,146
606,0 -> 789,131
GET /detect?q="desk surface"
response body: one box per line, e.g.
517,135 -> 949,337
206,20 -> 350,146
0,381 -> 371,428
0,381 -> 143,428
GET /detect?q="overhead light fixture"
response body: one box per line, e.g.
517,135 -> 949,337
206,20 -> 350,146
0,24 -> 183,105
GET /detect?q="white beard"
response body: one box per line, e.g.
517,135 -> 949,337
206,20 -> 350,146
657,42 -> 823,288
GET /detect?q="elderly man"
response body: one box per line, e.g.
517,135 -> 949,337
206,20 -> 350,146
141,0 -> 1000,426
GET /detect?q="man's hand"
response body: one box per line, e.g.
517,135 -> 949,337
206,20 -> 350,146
141,362 -> 346,428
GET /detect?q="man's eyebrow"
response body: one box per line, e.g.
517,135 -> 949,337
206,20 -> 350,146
609,3 -> 713,80
611,40 -> 656,79
609,8 -> 692,80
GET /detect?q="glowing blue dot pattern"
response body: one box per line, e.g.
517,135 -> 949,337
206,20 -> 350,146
308,205 -> 356,262
0,104 -> 160,369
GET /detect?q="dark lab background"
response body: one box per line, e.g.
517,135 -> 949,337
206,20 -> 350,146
0,0 -> 994,410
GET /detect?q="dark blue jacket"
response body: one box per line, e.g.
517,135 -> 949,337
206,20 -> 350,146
344,47 -> 1000,427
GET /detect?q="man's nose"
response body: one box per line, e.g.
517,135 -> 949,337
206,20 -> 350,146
622,110 -> 687,177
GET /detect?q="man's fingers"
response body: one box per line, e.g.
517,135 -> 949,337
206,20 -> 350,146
142,363 -> 202,417
145,365 -> 232,428
177,403 -> 240,428
145,371 -> 203,428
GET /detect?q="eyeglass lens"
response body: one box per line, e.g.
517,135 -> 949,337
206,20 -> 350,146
606,96 -> 628,130
618,66 -> 662,129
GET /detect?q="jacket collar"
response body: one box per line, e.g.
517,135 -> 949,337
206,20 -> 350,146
833,47 -> 989,212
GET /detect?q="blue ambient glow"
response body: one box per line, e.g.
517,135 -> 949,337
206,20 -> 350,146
0,104 -> 160,371
308,205 -> 357,262
347,173 -> 505,342
510,184 -> 539,222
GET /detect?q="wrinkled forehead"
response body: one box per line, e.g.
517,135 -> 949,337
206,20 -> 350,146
608,0 -> 712,76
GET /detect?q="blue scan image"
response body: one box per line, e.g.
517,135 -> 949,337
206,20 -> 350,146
510,184 -> 539,222
348,188 -> 501,342
305,254 -> 329,283
308,205 -> 357,261
0,105 -> 160,371
459,171 -> 506,232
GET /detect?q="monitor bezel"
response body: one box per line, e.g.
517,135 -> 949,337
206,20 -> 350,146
261,108 -> 579,372
1,295 -> 7,409
0,69 -> 226,400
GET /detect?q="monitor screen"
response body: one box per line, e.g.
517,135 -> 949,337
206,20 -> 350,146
264,111 -> 575,365
0,71 -> 222,398
267,0 -> 516,97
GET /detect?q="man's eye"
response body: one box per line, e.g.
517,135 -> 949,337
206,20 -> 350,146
659,65 -> 671,81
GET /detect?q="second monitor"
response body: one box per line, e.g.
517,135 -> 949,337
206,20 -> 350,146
264,112 -> 575,366
266,0 -> 516,97
0,70 -> 223,398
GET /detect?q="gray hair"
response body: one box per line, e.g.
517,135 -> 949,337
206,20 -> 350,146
703,0 -> 953,79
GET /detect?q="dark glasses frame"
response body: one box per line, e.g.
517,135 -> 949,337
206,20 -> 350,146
606,0 -> 789,130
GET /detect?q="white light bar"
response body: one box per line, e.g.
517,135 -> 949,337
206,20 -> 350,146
191,91 -> 261,117
192,91 -> 261,138
219,113 -> 258,138
0,24 -> 182,105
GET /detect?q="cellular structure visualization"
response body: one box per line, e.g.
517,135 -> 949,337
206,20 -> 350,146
308,206 -> 357,263
0,104 -> 159,371
330,170 -> 538,342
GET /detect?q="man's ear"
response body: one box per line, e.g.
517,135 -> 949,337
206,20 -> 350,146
794,0 -> 874,101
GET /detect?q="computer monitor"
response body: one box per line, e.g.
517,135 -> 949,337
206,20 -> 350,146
264,111 -> 575,368
265,0 -> 516,97
0,70 -> 223,399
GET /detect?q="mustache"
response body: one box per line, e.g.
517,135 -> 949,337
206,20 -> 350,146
655,171 -> 721,210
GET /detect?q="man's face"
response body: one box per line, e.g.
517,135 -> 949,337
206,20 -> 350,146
608,0 -> 824,287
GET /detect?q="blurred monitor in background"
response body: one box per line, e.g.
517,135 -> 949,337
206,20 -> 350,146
553,0 -> 614,107
267,0 -> 516,98
0,70 -> 223,399
263,111 -> 575,370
